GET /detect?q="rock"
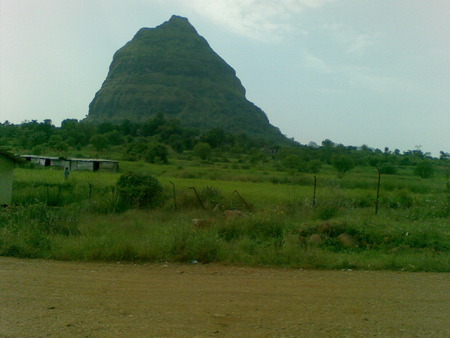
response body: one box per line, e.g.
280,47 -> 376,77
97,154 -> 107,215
223,210 -> 247,219
316,222 -> 332,234
337,233 -> 357,248
192,218 -> 212,228
308,234 -> 322,245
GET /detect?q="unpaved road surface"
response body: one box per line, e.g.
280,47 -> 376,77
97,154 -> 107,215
1,258 -> 449,337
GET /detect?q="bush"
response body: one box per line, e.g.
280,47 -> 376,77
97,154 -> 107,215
145,143 -> 168,164
199,186 -> 224,208
193,142 -> 212,160
414,161 -> 434,178
306,159 -> 322,173
331,155 -> 355,176
116,172 -> 163,209
380,163 -> 398,174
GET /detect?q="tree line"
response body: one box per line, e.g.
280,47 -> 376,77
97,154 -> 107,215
1,115 -> 448,177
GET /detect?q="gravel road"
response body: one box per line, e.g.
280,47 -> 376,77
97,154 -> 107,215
1,257 -> 449,337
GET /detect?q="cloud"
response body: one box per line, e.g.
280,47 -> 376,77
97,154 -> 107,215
182,0 -> 335,41
344,66 -> 417,92
302,52 -> 333,73
325,23 -> 376,55
301,52 -> 417,92
346,34 -> 373,55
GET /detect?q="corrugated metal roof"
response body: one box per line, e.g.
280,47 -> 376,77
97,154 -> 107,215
68,158 -> 119,163
20,155 -> 118,163
1,150 -> 25,163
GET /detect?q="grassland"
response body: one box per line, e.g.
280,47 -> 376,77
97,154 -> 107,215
1,158 -> 449,272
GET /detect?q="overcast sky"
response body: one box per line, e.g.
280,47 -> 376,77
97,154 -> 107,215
1,0 -> 449,155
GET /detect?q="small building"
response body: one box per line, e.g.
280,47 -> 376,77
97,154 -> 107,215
20,155 -> 119,172
0,150 -> 23,206
21,155 -> 64,167
66,158 -> 119,172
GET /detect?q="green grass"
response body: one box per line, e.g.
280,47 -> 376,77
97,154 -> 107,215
2,161 -> 449,271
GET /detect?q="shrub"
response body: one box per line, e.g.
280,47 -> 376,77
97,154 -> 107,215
116,172 -> 163,209
193,142 -> 212,160
199,186 -> 224,208
317,205 -> 339,220
306,159 -> 322,173
380,163 -> 398,174
414,161 -> 434,178
145,143 -> 168,164
331,155 -> 355,176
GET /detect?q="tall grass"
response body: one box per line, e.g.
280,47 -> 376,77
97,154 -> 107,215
2,163 -> 448,271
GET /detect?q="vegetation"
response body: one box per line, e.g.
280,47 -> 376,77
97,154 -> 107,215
1,91 -> 449,272
116,172 -> 163,209
331,155 -> 355,176
1,135 -> 448,271
2,16 -> 447,272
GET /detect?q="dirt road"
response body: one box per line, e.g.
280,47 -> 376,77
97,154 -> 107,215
1,257 -> 448,337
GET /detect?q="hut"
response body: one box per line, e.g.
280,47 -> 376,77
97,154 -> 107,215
20,155 -> 119,172
66,158 -> 119,172
21,155 -> 64,167
0,150 -> 23,206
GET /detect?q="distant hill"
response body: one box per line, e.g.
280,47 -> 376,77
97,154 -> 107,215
86,15 -> 287,143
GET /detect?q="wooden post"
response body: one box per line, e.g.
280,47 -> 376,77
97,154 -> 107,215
46,185 -> 50,206
57,185 -> 62,206
88,183 -> 93,201
189,187 -> 205,209
170,181 -> 177,210
313,176 -> 317,207
233,190 -> 252,211
375,168 -> 381,215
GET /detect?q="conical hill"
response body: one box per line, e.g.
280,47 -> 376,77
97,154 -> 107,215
87,15 -> 286,142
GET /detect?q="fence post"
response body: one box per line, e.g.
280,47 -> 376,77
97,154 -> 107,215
58,185 -> 62,206
170,181 -> 177,210
88,183 -> 93,202
375,168 -> 381,215
233,190 -> 252,211
46,184 -> 50,206
313,176 -> 317,207
189,187 -> 205,209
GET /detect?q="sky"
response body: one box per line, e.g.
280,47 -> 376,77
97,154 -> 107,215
1,0 -> 449,156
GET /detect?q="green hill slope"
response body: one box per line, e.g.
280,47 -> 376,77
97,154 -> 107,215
86,15 -> 286,142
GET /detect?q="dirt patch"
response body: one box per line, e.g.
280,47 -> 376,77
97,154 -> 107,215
1,257 -> 449,337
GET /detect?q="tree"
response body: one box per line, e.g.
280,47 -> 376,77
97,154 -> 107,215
320,139 -> 336,163
201,128 -> 226,148
282,154 -> 302,170
140,113 -> 166,136
48,135 -> 69,152
145,143 -> 168,164
105,130 -> 124,146
414,160 -> 434,178
193,142 -> 212,160
332,155 -> 355,176
90,134 -> 109,153
307,159 -> 322,173
439,151 -> 450,161
119,119 -> 138,136
61,119 -> 93,147
125,140 -> 148,161
321,139 -> 335,148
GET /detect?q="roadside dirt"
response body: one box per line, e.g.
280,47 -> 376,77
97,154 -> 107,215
1,257 -> 449,337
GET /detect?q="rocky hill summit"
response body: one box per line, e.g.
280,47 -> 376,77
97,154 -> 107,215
87,15 -> 285,142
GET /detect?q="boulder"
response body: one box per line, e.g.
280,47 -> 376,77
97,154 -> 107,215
308,234 -> 323,246
337,233 -> 358,248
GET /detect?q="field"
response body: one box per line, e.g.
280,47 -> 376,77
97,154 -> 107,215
1,158 -> 449,271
